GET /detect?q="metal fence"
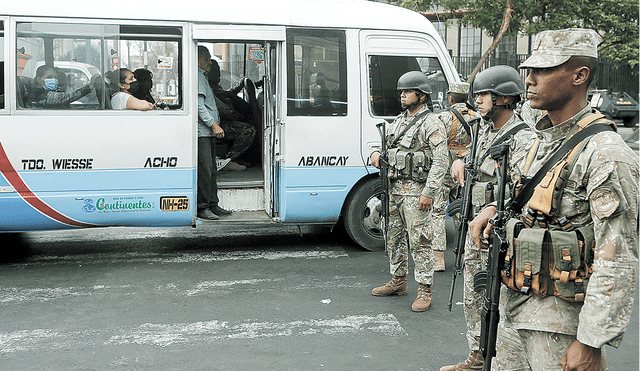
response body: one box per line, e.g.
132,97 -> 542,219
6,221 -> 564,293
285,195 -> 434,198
452,55 -> 639,99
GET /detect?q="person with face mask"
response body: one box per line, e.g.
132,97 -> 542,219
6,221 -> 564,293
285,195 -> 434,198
30,64 -> 101,109
132,68 -> 156,105
109,68 -> 156,110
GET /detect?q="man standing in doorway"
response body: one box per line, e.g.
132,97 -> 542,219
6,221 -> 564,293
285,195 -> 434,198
370,71 -> 449,312
197,45 -> 232,220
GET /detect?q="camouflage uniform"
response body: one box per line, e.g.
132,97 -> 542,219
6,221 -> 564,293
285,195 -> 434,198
433,82 -> 478,254
494,105 -> 638,371
493,29 -> 639,370
517,100 -> 545,128
385,104 -> 449,285
215,95 -> 256,161
461,114 -> 535,354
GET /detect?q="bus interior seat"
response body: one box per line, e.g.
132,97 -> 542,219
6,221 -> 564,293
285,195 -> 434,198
16,76 -> 34,109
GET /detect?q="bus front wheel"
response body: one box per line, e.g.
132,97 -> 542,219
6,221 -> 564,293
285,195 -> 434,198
343,177 -> 385,251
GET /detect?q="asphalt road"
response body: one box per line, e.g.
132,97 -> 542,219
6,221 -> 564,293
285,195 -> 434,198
0,222 -> 637,371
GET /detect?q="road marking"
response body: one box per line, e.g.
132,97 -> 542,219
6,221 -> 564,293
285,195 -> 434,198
0,314 -> 406,353
11,249 -> 348,267
1,276 -> 370,304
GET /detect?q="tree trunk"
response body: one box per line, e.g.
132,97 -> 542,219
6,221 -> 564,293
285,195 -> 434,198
466,0 -> 515,84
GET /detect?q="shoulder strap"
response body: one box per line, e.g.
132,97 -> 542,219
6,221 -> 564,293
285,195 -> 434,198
510,118 -> 615,213
478,122 -> 530,166
449,108 -> 472,138
390,109 -> 430,147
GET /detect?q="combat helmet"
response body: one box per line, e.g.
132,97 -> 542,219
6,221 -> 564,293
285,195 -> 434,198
397,71 -> 433,111
397,71 -> 432,95
472,65 -> 524,120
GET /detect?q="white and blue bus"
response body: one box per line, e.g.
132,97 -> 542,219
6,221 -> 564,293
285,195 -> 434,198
0,0 -> 460,250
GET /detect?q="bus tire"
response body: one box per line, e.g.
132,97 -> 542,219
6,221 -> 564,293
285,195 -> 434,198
343,177 -> 385,251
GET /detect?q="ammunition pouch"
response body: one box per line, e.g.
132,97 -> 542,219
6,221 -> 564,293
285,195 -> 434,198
502,219 -> 594,302
471,181 -> 494,212
387,148 -> 432,182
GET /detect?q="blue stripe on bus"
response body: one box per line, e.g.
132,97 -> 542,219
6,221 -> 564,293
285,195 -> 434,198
279,166 -> 368,223
0,168 -> 196,232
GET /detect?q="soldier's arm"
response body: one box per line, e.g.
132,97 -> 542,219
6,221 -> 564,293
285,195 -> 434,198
576,138 -> 639,349
421,117 -> 449,199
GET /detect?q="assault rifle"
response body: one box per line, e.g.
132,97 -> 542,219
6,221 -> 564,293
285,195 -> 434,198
446,116 -> 481,311
475,143 -> 511,371
376,121 -> 390,247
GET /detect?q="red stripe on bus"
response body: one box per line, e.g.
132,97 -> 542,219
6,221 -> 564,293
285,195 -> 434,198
0,142 -> 95,228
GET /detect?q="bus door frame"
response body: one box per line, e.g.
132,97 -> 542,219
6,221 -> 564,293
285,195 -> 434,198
192,24 -> 285,217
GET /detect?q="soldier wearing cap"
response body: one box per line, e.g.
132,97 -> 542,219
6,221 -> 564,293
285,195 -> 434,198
430,82 -> 480,272
370,71 -> 449,312
468,28 -> 638,370
440,66 -> 535,371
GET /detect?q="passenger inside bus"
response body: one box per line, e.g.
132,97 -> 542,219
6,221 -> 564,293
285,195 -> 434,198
30,65 -> 101,109
207,59 -> 259,169
108,68 -> 156,110
132,68 -> 156,105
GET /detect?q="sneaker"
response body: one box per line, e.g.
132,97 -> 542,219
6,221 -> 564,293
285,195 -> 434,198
372,276 -> 408,296
222,161 -> 247,172
197,209 -> 219,220
411,284 -> 432,312
216,157 -> 231,171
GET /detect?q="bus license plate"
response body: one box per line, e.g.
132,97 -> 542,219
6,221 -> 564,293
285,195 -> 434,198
160,196 -> 190,211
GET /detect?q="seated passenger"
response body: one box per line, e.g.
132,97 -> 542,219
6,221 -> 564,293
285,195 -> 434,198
132,68 -> 156,104
207,59 -> 258,170
109,68 -> 155,110
30,64 -> 100,109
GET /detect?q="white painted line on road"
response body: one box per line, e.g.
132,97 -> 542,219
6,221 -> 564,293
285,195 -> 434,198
0,276 -> 369,304
12,249 -> 348,267
0,314 -> 406,353
0,284 -> 133,304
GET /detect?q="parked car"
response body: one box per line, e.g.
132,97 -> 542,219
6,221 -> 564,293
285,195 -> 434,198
588,89 -> 639,127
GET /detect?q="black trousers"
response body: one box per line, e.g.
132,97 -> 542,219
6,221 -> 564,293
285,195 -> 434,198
197,136 -> 219,211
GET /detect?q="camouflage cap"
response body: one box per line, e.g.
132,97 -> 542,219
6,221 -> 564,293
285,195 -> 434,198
519,28 -> 601,69
447,82 -> 470,95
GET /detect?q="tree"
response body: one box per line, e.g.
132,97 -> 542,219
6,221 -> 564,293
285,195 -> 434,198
401,0 -> 639,68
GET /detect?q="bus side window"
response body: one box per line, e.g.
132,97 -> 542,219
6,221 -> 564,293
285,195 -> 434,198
286,28 -> 347,117
0,22 -> 4,109
15,22 -> 182,111
368,55 -> 449,117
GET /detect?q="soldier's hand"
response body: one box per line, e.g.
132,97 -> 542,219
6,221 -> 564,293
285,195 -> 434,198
560,340 -> 601,371
451,159 -> 465,186
469,206 -> 495,250
418,195 -> 432,211
371,151 -> 381,169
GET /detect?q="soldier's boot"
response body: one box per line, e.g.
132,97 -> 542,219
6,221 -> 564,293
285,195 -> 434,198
439,350 -> 484,371
434,251 -> 445,272
371,276 -> 407,296
411,283 -> 432,312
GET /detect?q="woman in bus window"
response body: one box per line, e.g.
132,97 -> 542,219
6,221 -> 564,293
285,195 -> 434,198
31,64 -> 100,109
109,68 -> 156,110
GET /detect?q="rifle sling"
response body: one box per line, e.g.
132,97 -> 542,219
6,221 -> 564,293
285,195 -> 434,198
510,122 -> 615,212
449,108 -> 472,138
478,122 -> 530,166
390,110 -> 430,147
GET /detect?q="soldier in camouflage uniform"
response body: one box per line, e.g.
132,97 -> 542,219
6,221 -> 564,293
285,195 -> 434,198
433,82 -> 479,271
370,71 -> 449,312
440,66 -> 536,371
468,28 -> 638,370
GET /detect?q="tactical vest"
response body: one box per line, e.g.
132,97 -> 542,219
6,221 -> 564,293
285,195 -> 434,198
386,113 -> 433,182
501,113 -> 616,302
